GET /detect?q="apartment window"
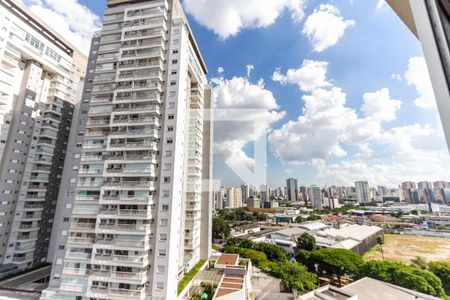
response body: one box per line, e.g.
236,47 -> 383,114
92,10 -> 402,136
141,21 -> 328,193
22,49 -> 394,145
162,205 -> 169,211
168,102 -> 175,109
25,33 -> 44,53
172,49 -> 179,54
173,39 -> 179,44
74,154 -> 81,159
70,178 -> 77,184
167,126 -> 174,132
63,217 -> 69,222
172,59 -> 178,64
156,282 -> 164,291
168,114 -> 174,120
58,245 -> 65,250
165,150 -> 172,157
171,70 -> 177,75
163,177 -> 170,183
157,265 -> 165,273
170,81 -> 176,86
160,219 -> 168,226
159,234 -> 167,241
45,47 -> 62,63
169,91 -> 176,97
166,139 -> 173,144
158,249 -> 166,257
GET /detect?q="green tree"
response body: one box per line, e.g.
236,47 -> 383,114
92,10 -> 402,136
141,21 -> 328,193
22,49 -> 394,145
257,243 -> 287,262
223,246 -> 268,265
428,261 -> 450,295
358,260 -> 446,298
309,249 -> 364,286
307,214 -> 321,221
297,232 -> 317,251
376,236 -> 385,260
212,217 -> 230,240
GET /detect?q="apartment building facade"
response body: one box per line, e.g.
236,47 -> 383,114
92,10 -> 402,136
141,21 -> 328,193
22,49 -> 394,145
41,0 -> 212,299
0,0 -> 86,274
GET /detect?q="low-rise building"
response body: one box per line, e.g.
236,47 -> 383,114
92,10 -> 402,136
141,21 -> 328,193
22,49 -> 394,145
300,277 -> 440,300
315,224 -> 384,255
247,196 -> 261,209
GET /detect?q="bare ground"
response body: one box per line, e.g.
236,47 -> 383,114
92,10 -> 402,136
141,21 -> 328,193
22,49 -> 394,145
364,234 -> 450,263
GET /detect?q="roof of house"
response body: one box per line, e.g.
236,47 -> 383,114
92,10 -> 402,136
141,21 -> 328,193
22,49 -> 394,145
317,224 -> 383,241
298,221 -> 328,231
271,227 -> 307,238
216,254 -> 239,266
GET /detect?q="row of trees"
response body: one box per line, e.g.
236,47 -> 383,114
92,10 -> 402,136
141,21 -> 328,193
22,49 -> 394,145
295,233 -> 449,299
217,208 -> 268,222
224,239 -> 318,294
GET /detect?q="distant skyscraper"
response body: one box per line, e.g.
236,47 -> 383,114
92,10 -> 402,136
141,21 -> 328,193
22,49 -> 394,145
286,178 -> 298,201
402,181 -> 417,203
355,181 -> 370,203
241,184 -> 249,203
227,187 -> 242,209
310,186 -> 322,210
0,0 -> 86,275
443,188 -> 450,204
418,181 -> 434,203
387,0 -> 450,151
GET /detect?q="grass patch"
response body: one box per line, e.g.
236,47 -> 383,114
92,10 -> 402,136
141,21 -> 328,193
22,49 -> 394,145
177,259 -> 206,295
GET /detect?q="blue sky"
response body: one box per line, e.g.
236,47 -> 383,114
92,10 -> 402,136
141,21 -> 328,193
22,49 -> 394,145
24,0 -> 450,188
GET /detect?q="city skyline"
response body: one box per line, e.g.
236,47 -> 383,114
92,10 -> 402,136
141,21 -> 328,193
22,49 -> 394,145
19,0 -> 450,187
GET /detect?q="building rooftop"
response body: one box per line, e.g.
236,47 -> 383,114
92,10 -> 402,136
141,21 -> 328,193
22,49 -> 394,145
215,254 -> 239,266
298,221 -> 329,232
300,277 -> 441,300
343,277 -> 440,300
317,224 -> 383,242
271,227 -> 307,237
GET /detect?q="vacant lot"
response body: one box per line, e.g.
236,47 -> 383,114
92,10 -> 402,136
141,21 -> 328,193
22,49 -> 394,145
364,234 -> 450,263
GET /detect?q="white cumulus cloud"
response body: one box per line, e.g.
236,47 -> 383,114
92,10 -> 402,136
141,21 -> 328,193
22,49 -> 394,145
361,88 -> 402,122
182,0 -> 306,39
302,4 -> 355,52
24,0 -> 101,54
272,60 -> 331,92
212,74 -> 285,167
405,56 -> 436,109
269,60 -> 403,165
313,124 -> 450,186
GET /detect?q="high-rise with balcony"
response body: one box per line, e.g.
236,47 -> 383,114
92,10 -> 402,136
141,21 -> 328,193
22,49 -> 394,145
41,0 -> 213,299
0,0 -> 86,275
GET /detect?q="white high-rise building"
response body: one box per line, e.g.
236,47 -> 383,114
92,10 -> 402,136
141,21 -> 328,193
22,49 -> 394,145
41,0 -> 213,299
310,186 -> 322,210
0,0 -> 86,275
355,181 -> 370,203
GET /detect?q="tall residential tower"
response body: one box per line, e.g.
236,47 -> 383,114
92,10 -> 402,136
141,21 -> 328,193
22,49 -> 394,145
0,0 -> 86,274
41,0 -> 213,299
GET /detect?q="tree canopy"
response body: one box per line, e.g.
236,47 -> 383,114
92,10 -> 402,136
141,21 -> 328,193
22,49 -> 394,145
212,217 -> 230,240
358,260 -> 446,298
297,232 -> 317,251
428,261 -> 450,296
309,248 -> 364,278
